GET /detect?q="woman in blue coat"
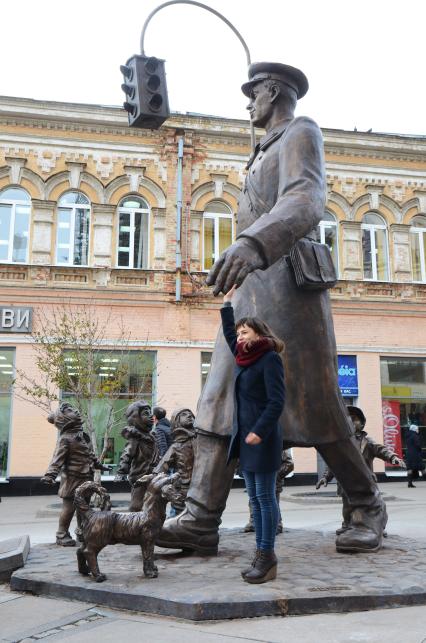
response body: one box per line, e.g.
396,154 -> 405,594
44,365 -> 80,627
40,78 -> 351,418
222,285 -> 285,584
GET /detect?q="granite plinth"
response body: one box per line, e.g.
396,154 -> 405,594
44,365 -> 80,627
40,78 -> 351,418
0,535 -> 30,581
10,528 -> 426,621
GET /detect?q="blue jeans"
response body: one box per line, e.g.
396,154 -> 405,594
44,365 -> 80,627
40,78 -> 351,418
242,470 -> 279,551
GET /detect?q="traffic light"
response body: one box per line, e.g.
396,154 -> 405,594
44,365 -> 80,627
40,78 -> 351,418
120,55 -> 170,129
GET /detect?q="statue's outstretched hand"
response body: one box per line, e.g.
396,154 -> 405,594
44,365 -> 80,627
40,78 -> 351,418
114,474 -> 127,482
206,239 -> 264,296
40,476 -> 54,485
316,477 -> 328,490
391,456 -> 406,468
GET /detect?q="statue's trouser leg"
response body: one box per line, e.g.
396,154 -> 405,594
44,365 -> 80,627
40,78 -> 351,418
156,431 -> 235,555
57,497 -> 75,540
317,437 -> 387,553
129,483 -> 146,512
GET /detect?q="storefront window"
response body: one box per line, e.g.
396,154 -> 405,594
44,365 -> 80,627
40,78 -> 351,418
62,349 -> 156,471
380,357 -> 426,472
0,349 -> 14,477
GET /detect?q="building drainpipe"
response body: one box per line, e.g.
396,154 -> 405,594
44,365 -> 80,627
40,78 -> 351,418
175,136 -> 184,302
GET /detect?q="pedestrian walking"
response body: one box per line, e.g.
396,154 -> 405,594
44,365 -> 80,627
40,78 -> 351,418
153,407 -> 172,458
406,422 -> 425,487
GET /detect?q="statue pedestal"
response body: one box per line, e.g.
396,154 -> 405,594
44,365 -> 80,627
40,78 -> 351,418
11,528 -> 426,620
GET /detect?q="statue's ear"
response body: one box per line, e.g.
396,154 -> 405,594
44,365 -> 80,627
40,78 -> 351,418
270,82 -> 281,104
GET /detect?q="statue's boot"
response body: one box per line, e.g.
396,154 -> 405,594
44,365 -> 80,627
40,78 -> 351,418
318,438 -> 387,553
156,432 -> 235,555
56,498 -> 76,546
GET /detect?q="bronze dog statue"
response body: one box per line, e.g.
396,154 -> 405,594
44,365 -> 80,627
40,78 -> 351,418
74,472 -> 181,582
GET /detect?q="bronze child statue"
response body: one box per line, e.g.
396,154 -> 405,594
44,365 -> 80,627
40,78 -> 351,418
154,408 -> 196,516
115,400 -> 159,511
244,449 -> 294,534
74,472 -> 182,582
317,406 -> 406,534
41,402 -> 111,546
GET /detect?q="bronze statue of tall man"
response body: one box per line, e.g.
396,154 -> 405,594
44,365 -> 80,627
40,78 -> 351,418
157,62 -> 387,555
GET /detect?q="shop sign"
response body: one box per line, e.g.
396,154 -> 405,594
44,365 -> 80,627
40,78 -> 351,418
381,385 -> 412,398
338,355 -> 358,396
0,306 -> 33,333
382,400 -> 403,459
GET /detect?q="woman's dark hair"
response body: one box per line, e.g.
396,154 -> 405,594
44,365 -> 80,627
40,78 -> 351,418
235,316 -> 285,353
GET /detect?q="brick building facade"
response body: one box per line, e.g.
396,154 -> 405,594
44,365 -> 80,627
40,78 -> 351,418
0,95 -> 425,487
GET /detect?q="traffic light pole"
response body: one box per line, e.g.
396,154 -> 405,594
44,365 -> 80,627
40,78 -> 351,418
139,1 -> 254,302
139,0 -> 255,153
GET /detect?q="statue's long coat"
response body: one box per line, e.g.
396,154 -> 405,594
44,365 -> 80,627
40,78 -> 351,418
195,116 -> 353,447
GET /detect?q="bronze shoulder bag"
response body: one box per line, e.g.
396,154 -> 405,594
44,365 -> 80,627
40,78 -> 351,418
288,237 -> 337,290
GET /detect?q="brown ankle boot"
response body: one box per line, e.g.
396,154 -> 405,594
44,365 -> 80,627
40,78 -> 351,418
244,550 -> 277,584
241,549 -> 260,579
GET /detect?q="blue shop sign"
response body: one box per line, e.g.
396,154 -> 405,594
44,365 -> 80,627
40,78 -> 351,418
338,355 -> 358,396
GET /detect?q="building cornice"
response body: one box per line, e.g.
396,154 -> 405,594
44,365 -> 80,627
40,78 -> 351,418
1,96 -> 425,164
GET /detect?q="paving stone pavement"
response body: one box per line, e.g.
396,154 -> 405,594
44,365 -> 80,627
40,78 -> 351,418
10,527 -> 426,621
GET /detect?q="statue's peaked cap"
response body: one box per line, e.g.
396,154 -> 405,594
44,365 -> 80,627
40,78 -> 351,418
241,62 -> 309,99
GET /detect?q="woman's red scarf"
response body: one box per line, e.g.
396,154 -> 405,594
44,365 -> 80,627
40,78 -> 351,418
236,337 -> 274,367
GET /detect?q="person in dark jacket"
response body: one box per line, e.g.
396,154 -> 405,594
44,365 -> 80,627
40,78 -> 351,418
41,403 -> 111,546
406,423 -> 424,487
153,407 -> 172,458
114,400 -> 159,511
222,284 -> 285,584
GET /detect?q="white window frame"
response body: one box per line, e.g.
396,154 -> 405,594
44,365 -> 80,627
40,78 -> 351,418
56,195 -> 90,267
361,217 -> 389,282
410,225 -> 426,283
0,190 -> 31,264
318,216 -> 339,275
202,210 -> 234,272
116,202 -> 150,270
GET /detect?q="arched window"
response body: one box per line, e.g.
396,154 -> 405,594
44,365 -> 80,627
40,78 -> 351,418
361,213 -> 389,281
202,201 -> 234,271
117,196 -> 150,269
410,215 -> 426,283
315,211 -> 338,274
0,187 -> 31,263
56,191 -> 90,266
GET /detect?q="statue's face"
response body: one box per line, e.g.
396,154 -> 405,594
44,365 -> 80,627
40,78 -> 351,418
177,409 -> 195,429
246,81 -> 274,128
54,404 -> 82,431
350,415 -> 363,432
127,405 -> 153,432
